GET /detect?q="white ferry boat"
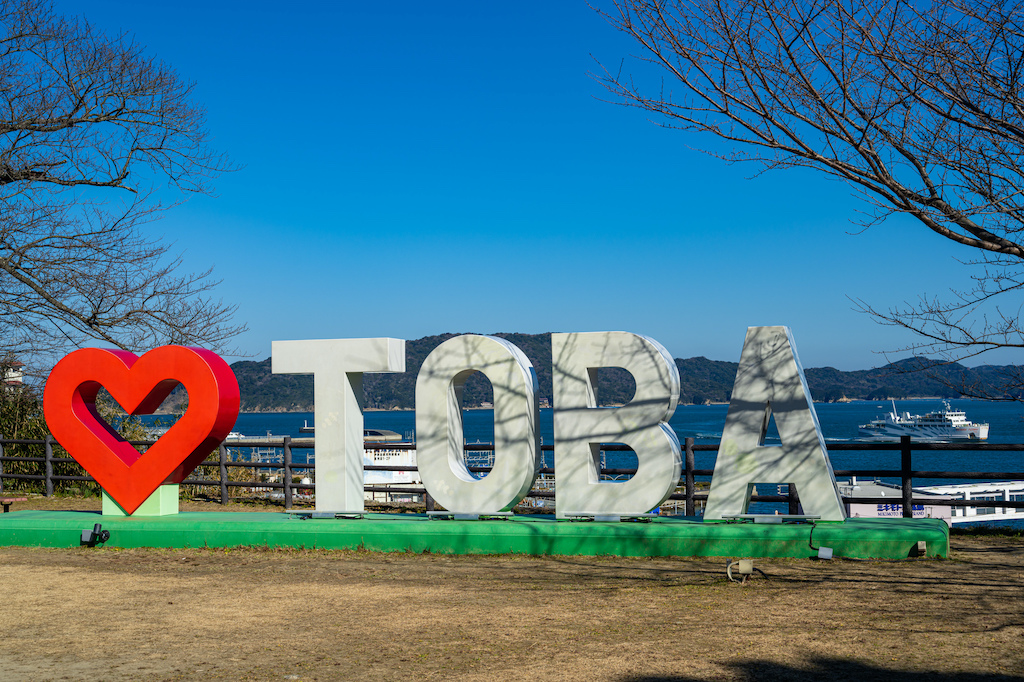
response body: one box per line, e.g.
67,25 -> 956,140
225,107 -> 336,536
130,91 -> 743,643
858,400 -> 989,441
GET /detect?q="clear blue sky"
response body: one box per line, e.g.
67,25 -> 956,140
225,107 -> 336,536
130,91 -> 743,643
53,0 -> 1016,371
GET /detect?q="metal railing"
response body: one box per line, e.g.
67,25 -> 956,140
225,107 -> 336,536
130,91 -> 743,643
2,435 -> 1024,518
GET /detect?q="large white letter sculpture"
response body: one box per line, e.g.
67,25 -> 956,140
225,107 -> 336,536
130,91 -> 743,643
416,335 -> 540,514
703,326 -> 846,521
272,338 -> 405,512
552,332 -> 681,518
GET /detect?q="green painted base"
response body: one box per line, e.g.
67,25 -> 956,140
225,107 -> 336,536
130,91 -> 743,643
0,512 -> 948,559
101,485 -> 180,516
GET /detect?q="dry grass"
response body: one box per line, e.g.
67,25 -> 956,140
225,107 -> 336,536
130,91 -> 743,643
0,497 -> 1021,681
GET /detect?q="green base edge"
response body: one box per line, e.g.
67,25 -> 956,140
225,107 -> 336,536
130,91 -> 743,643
0,512 -> 948,559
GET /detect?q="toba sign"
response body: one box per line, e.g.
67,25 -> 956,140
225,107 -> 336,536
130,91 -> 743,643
273,327 -> 845,521
44,326 -> 847,520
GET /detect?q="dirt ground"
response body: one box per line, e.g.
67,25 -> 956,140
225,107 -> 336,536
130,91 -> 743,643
0,496 -> 1022,681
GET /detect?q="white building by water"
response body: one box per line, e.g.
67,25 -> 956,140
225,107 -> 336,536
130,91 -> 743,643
840,478 -> 953,525
917,481 -> 1024,525
840,477 -> 1024,526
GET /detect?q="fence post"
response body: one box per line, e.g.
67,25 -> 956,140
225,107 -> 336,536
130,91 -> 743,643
44,435 -> 54,497
788,483 -> 800,515
684,437 -> 695,516
283,436 -> 293,510
901,435 -> 913,518
0,434 -> 5,495
219,444 -> 229,505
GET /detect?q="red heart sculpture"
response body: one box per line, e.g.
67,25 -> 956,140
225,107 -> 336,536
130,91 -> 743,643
44,346 -> 240,515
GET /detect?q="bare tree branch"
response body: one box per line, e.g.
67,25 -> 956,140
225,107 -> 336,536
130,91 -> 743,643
596,0 -> 1024,394
0,0 -> 243,376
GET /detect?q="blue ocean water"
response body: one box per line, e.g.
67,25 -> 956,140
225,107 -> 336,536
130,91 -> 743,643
220,399 -> 1024,485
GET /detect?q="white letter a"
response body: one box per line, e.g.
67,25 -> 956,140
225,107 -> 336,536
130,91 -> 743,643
704,327 -> 845,521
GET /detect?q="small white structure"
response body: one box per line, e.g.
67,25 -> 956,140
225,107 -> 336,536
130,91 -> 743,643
917,481 -> 1024,525
2,360 -> 23,386
840,478 -> 953,525
364,445 -> 421,493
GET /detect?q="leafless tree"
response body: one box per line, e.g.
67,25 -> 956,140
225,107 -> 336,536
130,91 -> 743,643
0,0 -> 242,376
595,0 -> 1024,396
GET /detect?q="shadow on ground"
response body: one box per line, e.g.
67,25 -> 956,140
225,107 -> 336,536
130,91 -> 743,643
625,658 -> 1024,682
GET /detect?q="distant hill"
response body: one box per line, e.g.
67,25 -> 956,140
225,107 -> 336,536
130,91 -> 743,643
230,333 -> 1019,411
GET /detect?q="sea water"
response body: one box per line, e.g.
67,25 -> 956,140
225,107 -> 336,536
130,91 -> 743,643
221,399 -> 1024,483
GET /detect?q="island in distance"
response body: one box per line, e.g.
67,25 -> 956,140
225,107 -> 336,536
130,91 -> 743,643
226,333 -> 1018,412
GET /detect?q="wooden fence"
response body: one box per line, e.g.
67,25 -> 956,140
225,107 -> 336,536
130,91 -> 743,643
2,435 -> 1024,518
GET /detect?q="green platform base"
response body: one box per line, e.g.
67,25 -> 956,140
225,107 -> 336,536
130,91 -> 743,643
0,512 -> 948,559
102,485 -> 179,517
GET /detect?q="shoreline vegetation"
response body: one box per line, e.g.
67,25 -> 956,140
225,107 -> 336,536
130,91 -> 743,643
228,333 -> 1010,412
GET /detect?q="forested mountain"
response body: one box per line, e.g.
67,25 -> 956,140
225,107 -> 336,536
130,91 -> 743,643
230,333 -> 1018,412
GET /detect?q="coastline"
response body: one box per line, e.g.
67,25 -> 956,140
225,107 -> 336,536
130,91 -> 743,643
238,397 -> 957,414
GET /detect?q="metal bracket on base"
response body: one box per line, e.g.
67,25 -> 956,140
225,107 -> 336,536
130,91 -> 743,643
561,512 -> 658,523
80,523 -> 110,547
721,514 -> 821,524
284,510 -> 365,520
426,512 -> 514,521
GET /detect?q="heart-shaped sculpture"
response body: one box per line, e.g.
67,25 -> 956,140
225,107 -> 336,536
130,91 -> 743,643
44,346 -> 240,515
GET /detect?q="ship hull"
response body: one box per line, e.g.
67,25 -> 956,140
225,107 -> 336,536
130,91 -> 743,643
857,424 -> 989,442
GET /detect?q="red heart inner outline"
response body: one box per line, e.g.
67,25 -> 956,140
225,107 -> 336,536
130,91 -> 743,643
44,346 -> 240,515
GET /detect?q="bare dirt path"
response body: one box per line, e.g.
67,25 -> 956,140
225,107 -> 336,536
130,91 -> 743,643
0,498 -> 1021,681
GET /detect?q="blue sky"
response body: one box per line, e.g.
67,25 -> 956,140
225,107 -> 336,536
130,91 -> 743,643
52,0 -> 1015,371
